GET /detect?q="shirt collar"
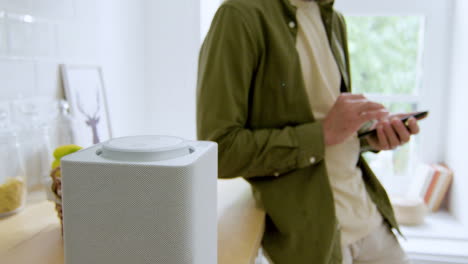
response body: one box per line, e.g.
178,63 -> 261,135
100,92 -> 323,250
289,0 -> 311,7
288,0 -> 335,7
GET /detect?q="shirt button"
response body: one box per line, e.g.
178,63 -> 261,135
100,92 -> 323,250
274,172 -> 280,177
309,157 -> 316,164
288,21 -> 296,29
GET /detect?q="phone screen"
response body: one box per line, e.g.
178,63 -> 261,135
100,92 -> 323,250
358,111 -> 428,138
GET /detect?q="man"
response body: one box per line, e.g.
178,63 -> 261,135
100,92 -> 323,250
196,0 -> 420,263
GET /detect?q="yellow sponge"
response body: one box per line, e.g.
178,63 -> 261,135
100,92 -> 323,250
53,144 -> 83,160
51,144 -> 83,170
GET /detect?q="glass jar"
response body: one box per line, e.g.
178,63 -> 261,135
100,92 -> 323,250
12,97 -> 53,191
0,131 -> 27,217
52,100 -> 75,148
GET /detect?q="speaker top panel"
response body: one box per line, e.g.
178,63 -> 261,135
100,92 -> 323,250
103,135 -> 187,153
101,135 -> 191,162
62,136 -> 217,167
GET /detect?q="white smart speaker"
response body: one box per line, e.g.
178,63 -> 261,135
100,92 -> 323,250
61,135 -> 217,264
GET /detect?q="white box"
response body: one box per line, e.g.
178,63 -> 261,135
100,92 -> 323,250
61,135 -> 217,264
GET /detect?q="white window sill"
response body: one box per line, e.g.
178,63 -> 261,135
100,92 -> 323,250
398,211 -> 468,263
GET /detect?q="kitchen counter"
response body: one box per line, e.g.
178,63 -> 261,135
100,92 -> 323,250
0,178 -> 265,264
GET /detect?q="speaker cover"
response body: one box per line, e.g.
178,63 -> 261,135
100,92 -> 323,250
62,136 -> 217,264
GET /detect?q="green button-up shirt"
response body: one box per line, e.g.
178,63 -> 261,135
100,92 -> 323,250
196,0 -> 401,263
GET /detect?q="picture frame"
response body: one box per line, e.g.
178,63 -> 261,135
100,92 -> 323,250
61,64 -> 112,147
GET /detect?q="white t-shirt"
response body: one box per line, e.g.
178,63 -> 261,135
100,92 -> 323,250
290,0 -> 382,246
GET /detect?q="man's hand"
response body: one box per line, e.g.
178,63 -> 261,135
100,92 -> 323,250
323,93 -> 389,146
366,114 -> 420,151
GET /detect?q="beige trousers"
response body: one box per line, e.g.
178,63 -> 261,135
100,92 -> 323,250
342,221 -> 411,264
258,221 -> 411,264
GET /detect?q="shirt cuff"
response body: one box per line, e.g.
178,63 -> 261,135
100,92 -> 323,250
359,137 -> 380,153
294,121 -> 326,168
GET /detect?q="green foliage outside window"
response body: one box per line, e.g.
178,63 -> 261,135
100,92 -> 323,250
346,16 -> 423,95
346,16 -> 424,195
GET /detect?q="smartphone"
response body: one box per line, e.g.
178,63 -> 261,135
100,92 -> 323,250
358,111 -> 429,138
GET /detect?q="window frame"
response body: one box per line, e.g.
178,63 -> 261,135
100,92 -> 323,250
335,0 -> 468,258
335,0 -> 452,165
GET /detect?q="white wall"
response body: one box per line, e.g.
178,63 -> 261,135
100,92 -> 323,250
0,0 -> 147,136
201,0 -> 222,41
97,0 -> 147,137
0,0 -> 217,187
446,0 -> 468,225
144,0 -> 201,140
0,0 -> 147,188
0,0 -> 216,142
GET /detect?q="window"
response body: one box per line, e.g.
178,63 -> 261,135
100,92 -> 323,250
336,1 -> 468,259
335,0 -> 452,200
346,15 -> 424,196
348,16 -> 424,96
337,1 -> 468,262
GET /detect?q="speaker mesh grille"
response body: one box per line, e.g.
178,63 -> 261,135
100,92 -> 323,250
62,162 -> 201,264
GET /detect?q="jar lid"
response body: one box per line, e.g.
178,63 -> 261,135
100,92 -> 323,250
99,135 -> 191,162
